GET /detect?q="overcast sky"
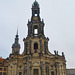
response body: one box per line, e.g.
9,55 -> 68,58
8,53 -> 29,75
0,0 -> 75,69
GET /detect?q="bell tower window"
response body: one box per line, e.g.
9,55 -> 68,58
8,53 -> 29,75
34,29 -> 38,34
35,14 -> 37,16
34,43 -> 38,49
34,25 -> 38,36
34,10 -> 38,16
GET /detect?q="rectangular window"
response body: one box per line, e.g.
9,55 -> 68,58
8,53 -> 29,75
0,62 -> 2,64
0,72 -> 2,75
0,68 -> 2,71
33,69 -> 39,75
19,72 -> 22,75
4,68 -> 6,71
3,72 -> 6,75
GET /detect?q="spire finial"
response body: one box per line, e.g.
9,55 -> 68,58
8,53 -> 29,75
32,0 -> 39,7
16,27 -> 19,38
17,27 -> 18,35
35,0 -> 37,2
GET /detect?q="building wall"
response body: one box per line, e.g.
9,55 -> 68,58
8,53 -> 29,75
0,67 -> 7,75
0,58 -> 8,75
67,69 -> 75,75
0,1 -> 67,75
7,53 -> 66,75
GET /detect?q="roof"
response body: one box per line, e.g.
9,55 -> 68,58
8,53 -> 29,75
32,0 -> 39,7
67,69 -> 75,75
0,57 -> 5,66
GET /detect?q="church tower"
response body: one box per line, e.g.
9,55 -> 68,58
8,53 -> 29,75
22,1 -> 66,75
23,0 -> 49,55
7,1 -> 67,75
12,30 -> 20,54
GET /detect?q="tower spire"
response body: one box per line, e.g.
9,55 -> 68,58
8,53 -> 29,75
27,1 -> 44,37
31,0 -> 40,21
17,28 -> 18,36
16,28 -> 19,38
12,29 -> 20,54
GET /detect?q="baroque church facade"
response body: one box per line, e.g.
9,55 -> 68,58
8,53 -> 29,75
0,0 -> 67,75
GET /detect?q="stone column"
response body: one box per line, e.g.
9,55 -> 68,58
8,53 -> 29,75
29,40 -> 31,54
39,39 -> 42,53
25,42 -> 28,55
44,41 -> 47,54
56,62 -> 60,75
42,64 -> 46,75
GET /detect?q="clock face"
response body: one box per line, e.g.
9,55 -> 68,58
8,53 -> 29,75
34,17 -> 38,20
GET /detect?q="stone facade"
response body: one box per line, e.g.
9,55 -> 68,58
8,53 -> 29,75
1,0 -> 67,75
67,69 -> 75,75
0,57 -> 8,75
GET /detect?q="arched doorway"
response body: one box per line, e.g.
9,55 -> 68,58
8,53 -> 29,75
51,71 -> 54,75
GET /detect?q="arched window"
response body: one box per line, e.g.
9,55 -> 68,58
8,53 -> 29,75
19,72 -> 22,75
34,43 -> 38,49
34,25 -> 38,36
34,10 -> 38,16
51,71 -> 54,75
